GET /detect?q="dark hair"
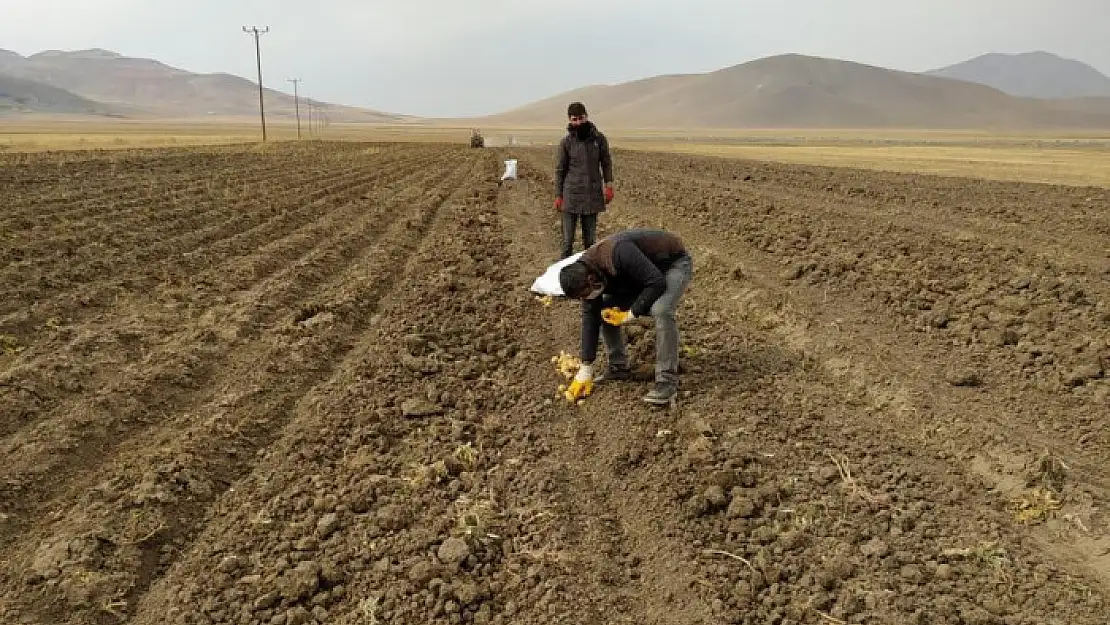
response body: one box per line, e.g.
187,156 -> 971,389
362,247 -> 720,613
559,261 -> 592,297
567,101 -> 587,117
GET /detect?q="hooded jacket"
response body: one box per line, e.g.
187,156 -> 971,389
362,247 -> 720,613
555,122 -> 613,215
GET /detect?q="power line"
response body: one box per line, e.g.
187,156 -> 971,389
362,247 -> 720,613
308,98 -> 321,136
242,25 -> 270,141
287,78 -> 302,139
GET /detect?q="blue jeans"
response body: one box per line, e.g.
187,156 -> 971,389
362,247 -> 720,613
602,255 -> 693,385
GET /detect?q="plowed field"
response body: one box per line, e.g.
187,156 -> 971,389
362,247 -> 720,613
1,141 -> 1108,625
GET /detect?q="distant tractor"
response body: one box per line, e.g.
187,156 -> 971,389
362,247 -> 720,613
469,129 -> 485,148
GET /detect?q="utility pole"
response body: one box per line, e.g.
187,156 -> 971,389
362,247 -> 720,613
242,25 -> 270,141
287,78 -> 302,138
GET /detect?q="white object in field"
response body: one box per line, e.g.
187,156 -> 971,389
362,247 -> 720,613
529,252 -> 583,296
501,159 -> 518,181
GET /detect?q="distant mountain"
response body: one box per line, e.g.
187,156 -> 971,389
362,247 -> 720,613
480,53 -> 1110,130
926,51 -> 1110,99
0,48 -> 407,122
0,72 -> 124,116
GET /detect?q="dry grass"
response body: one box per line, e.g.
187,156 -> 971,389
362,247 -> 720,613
5,117 -> 1110,187
0,118 -> 546,151
627,141 -> 1110,187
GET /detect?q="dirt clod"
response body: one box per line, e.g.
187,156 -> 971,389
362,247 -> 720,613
438,537 -> 472,565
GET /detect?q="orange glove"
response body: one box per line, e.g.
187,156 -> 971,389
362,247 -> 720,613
554,197 -> 564,211
604,185 -> 614,203
601,307 -> 635,326
564,364 -> 594,402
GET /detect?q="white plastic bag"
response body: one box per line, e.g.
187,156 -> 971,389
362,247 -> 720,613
529,252 -> 583,296
500,159 -> 518,181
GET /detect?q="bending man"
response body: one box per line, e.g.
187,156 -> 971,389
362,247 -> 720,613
558,228 -> 693,405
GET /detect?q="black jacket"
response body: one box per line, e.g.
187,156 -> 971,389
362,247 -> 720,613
554,122 -> 613,215
577,229 -> 688,362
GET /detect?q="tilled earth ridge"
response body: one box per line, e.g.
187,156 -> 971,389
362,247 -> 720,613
0,141 -> 1107,625
503,149 -> 1109,624
0,145 -> 462,552
603,152 -> 1110,508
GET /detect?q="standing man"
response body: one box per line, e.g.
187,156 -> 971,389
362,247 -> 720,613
554,101 -> 614,259
557,228 -> 693,405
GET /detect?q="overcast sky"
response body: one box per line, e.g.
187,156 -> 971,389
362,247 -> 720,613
2,0 -> 1108,118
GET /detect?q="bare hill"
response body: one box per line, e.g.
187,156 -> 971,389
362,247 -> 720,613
481,54 -> 1110,130
0,48 -> 406,122
1046,95 -> 1110,116
927,51 -> 1110,99
0,72 -> 125,116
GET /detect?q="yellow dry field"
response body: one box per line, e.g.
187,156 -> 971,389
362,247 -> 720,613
628,141 -> 1110,188
4,118 -> 1110,187
0,120 -> 350,150
0,119 -> 482,150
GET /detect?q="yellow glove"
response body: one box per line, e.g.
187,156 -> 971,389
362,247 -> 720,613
601,307 -> 635,326
563,364 -> 594,402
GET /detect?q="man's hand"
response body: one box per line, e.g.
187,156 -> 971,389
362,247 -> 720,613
604,184 -> 614,203
601,307 -> 635,326
554,196 -> 564,211
564,363 -> 593,402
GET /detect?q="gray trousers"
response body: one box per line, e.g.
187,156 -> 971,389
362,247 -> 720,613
602,255 -> 693,385
560,212 -> 598,259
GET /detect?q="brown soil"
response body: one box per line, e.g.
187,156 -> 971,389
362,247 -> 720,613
1,141 -> 1107,625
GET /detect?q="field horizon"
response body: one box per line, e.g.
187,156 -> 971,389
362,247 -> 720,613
4,117 -> 1110,187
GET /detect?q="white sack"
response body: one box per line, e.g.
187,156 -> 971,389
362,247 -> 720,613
529,252 -> 583,296
500,159 -> 518,181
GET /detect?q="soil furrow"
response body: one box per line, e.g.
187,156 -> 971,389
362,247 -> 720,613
0,150 -> 465,519
0,159 -> 284,227
0,151 -> 297,228
615,153 -> 1110,402
555,147 -> 1110,607
0,149 -> 432,337
621,150 -> 1110,236
2,141 -> 1107,625
619,155 -> 1110,276
0,149 -> 488,624
0,161 -> 390,318
0,151 -> 436,442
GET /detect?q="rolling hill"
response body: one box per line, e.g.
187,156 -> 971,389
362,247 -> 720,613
0,48 -> 407,122
0,72 -> 126,116
480,53 -> 1110,130
927,51 -> 1110,99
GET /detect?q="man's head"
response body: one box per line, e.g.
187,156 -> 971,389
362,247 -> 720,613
559,261 -> 604,300
567,101 -> 588,126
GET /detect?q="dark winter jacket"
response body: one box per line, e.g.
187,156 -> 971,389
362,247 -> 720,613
554,122 -> 613,215
577,229 -> 689,362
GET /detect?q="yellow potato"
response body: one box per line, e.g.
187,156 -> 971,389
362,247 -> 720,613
553,350 -> 583,379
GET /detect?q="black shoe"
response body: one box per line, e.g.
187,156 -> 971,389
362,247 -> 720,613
643,382 -> 678,405
594,365 -> 633,382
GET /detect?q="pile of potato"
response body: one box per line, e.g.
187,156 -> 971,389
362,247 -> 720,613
551,351 -> 588,405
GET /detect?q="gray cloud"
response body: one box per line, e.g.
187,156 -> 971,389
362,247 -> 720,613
2,0 -> 1108,117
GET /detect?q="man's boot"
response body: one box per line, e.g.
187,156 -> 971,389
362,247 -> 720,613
642,380 -> 678,405
593,364 -> 633,383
